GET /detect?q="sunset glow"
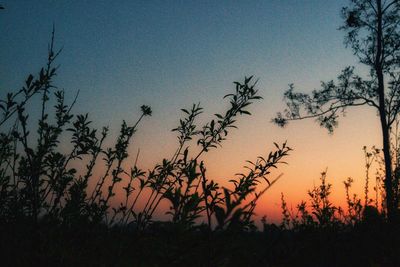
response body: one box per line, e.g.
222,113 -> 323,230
0,0 -> 384,223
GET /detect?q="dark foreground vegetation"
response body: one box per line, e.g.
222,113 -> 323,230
2,0 -> 400,266
2,219 -> 400,266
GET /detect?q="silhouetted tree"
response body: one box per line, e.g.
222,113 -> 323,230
274,0 -> 400,222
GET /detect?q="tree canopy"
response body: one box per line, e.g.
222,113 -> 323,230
274,0 -> 400,221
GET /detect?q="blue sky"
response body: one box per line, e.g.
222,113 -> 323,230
1,0 -> 354,112
1,0 -> 357,143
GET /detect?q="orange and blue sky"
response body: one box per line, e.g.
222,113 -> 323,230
0,0 -> 382,223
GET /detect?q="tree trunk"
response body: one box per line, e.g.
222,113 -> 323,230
379,99 -> 395,221
376,0 -> 395,222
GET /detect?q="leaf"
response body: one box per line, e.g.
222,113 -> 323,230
240,110 -> 251,115
245,75 -> 253,84
224,188 -> 231,212
25,74 -> 34,88
215,113 -> 223,119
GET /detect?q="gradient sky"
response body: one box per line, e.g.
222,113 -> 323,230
0,0 -> 383,223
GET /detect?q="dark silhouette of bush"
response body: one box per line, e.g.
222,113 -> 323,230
0,28 -> 291,234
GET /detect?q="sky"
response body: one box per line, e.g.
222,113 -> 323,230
0,0 -> 383,223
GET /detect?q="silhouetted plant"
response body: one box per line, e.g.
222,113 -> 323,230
0,29 -> 291,233
280,192 -> 291,229
308,171 -> 339,227
343,177 -> 363,224
283,170 -> 340,229
0,30 -> 152,228
212,144 -> 290,231
294,200 -> 314,228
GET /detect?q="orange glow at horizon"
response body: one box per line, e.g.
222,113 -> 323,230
88,102 -> 385,225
